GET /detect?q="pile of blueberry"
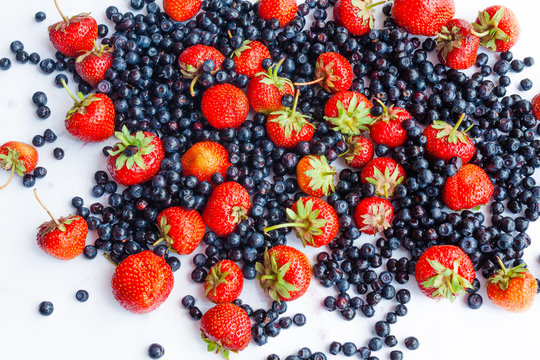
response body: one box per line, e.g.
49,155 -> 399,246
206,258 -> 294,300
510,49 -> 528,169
4,0 -> 540,358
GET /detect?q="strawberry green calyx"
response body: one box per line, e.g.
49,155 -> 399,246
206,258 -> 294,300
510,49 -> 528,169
421,259 -> 473,301
50,0 -> 91,32
294,58 -> 339,91
230,40 -> 252,58
372,98 -> 400,124
231,206 -> 248,224
365,166 -> 404,198
435,25 -> 463,62
324,95 -> 372,135
431,113 -> 472,144
33,189 -> 76,234
490,257 -> 528,291
269,90 -> 314,138
471,8 -> 509,51
351,0 -> 386,28
204,264 -> 231,297
359,202 -> 392,234
0,147 -> 26,176
108,126 -> 155,170
201,333 -> 234,360
255,249 -> 298,302
76,42 -> 113,63
154,215 -> 173,248
343,136 -> 366,163
61,79 -> 101,120
303,155 -> 336,196
264,199 -> 328,247
256,58 -> 294,92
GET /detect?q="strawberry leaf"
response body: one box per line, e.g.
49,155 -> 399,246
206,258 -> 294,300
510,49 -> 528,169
303,155 -> 336,196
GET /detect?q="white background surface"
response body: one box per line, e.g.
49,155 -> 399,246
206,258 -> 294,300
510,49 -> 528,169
0,1 -> 539,359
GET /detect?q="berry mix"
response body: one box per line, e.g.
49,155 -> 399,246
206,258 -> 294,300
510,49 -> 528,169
1,0 -> 540,359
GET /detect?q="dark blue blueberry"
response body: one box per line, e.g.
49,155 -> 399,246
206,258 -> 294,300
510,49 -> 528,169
54,74 -> 68,88
15,51 -> 29,64
32,135 -> 45,147
0,58 -> 11,70
390,350 -> 403,360
39,58 -> 56,74
32,91 -> 47,106
404,336 -> 419,350
43,129 -> 57,143
292,313 -> 306,326
342,342 -> 357,357
10,40 -> 23,53
35,11 -> 47,22
36,106 -> 51,119
368,337 -> 383,351
53,147 -> 65,160
148,343 -> 165,359
33,167 -> 47,178
22,174 -> 35,187
520,78 -> 533,91
38,301 -> 54,315
466,293 -> 483,309
75,290 -> 89,302
83,245 -> 97,259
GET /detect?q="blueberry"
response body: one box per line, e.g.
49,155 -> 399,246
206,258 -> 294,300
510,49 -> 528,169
38,301 -> 54,316
390,350 -> 403,360
53,147 -> 65,160
0,58 -> 11,70
395,289 -> 411,304
39,58 -> 56,74
15,51 -> 29,64
75,290 -> 89,302
32,91 -> 47,106
292,313 -> 306,326
22,174 -> 35,187
29,53 -> 40,64
33,167 -> 47,178
466,293 -> 483,309
36,106 -> 51,119
404,336 -> 420,350
43,129 -> 57,143
520,78 -> 533,91
35,11 -> 47,22
10,40 -> 24,53
148,343 -> 165,359
83,245 -> 97,259
524,57 -> 535,67
32,135 -> 45,147
342,342 -> 357,356
189,306 -> 202,320
55,74 -> 68,88
329,341 -> 341,355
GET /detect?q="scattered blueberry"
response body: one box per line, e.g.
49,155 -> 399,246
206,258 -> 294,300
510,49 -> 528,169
75,290 -> 89,302
43,129 -> 57,143
22,174 -> 35,188
0,57 -> 11,70
404,337 -> 420,350
466,293 -> 483,309
32,91 -> 47,106
10,40 -> 24,53
29,52 -> 40,64
35,11 -> 46,22
36,106 -> 51,119
38,301 -> 54,316
520,78 -> 533,91
53,147 -> 65,160
55,74 -> 68,87
32,135 -> 45,147
147,343 -> 164,359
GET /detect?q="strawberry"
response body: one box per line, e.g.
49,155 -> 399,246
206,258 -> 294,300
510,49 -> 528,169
107,126 -> 165,186
266,90 -> 315,149
34,189 -> 88,260
436,19 -> 480,70
442,163 -> 493,211
368,99 -> 409,148
204,260 -> 244,304
62,80 -> 115,142
181,141 -> 231,184
247,58 -> 295,114
255,245 -> 311,302
163,0 -> 202,22
48,0 -> 98,58
334,0 -> 385,36
341,135 -> 374,168
354,196 -> 393,235
360,157 -> 405,198
296,52 -> 353,94
155,207 -> 205,255
391,0 -> 455,36
201,84 -> 249,129
111,250 -> 174,314
472,6 -> 520,52
200,303 -> 251,358
231,40 -> 271,78
0,141 -> 38,190
257,0 -> 298,27
178,45 -> 225,96
532,94 -> 540,120
424,113 -> 476,164
75,43 -> 113,87
415,245 -> 475,301
324,91 -> 373,135
296,155 -> 336,197
264,197 -> 339,248
487,258 -> 537,312
202,182 -> 251,236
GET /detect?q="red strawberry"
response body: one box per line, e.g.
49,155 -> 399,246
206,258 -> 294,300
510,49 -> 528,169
296,52 -> 353,94
324,91 -> 373,135
107,126 -> 165,186
163,0 -> 202,22
353,196 -> 393,235
34,190 -> 88,260
204,260 -> 244,304
415,245 -> 475,301
231,40 -> 271,78
487,258 -> 537,312
424,113 -> 476,164
256,245 -> 311,302
75,43 -> 114,87
247,58 -> 295,114
201,84 -> 249,129
257,0 -> 298,27
181,141 -> 231,184
532,94 -> 540,120
62,81 -> 115,142
472,6 -> 520,52
265,197 -> 339,248
360,157 -> 406,198
392,0 -> 455,36
368,100 -> 409,148
48,0 -> 98,57
436,19 -> 480,70
266,90 -> 315,149
202,182 -> 251,236
442,163 -> 493,211
111,250 -> 174,314
341,135 -> 374,168
155,207 -> 205,255
334,0 -> 384,36
200,303 -> 251,357
296,155 -> 336,197
0,141 -> 38,190
178,45 -> 225,96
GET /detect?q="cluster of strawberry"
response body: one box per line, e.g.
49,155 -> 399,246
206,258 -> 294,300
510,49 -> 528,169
1,0 -> 539,359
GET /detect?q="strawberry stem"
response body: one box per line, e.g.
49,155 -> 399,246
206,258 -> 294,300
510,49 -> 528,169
33,189 -> 61,227
291,89 -> 300,114
0,166 -> 15,190
366,0 -> 387,10
264,222 -> 310,232
294,77 -> 324,87
189,75 -> 200,97
54,0 -> 69,23
449,113 -> 466,137
470,29 -> 489,38
61,79 -> 81,105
